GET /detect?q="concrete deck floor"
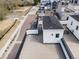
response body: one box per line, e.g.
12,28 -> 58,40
19,34 -> 65,59
64,31 -> 79,59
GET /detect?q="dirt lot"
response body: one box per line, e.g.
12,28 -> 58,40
0,19 -> 15,38
13,6 -> 32,16
0,20 -> 20,48
0,19 -> 15,31
0,6 -> 32,49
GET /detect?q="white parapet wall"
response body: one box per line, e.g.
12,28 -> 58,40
59,20 -> 68,25
27,29 -> 38,35
59,40 -> 70,59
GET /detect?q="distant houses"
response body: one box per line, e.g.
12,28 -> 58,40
27,0 -> 65,43
40,0 -> 79,5
40,0 -> 59,10
67,15 -> 79,40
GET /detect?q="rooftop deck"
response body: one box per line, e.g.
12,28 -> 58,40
19,34 -> 65,59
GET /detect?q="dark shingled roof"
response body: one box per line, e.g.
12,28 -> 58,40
43,16 -> 63,29
70,15 -> 79,22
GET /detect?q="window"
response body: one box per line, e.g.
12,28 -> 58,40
71,22 -> 73,25
51,34 -> 53,36
76,26 -> 78,30
66,17 -> 69,20
56,34 -> 59,38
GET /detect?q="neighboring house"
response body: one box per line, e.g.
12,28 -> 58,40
45,2 -> 51,10
41,0 -> 59,10
71,0 -> 79,4
27,16 -> 64,43
42,16 -> 64,43
67,15 -> 79,40
41,0 -> 50,5
51,1 -> 58,11
38,6 -> 45,16
55,12 -> 68,25
40,0 -> 51,10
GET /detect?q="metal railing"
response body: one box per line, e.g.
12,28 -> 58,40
60,38 -> 75,59
15,33 -> 26,59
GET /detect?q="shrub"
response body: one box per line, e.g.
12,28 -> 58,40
33,0 -> 40,5
0,15 -> 4,21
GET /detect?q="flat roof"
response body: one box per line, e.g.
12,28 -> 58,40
70,15 -> 79,22
43,16 -> 63,29
19,35 -> 65,59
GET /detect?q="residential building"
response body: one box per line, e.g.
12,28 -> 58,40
67,15 -> 79,40
42,16 -> 64,43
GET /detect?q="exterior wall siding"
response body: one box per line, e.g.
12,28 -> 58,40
67,16 -> 79,40
43,29 -> 64,43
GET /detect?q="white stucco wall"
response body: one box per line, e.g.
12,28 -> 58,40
43,29 -> 64,43
60,20 -> 68,25
41,0 -> 59,3
67,16 -> 79,40
27,29 -> 38,35
50,0 -> 59,2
